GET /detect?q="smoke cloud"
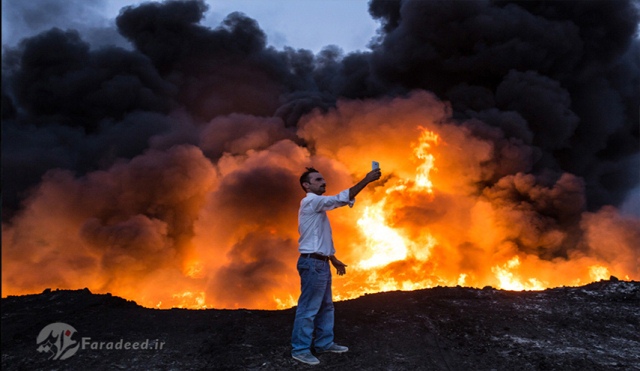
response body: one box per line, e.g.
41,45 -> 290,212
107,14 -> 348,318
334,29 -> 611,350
2,0 -> 639,309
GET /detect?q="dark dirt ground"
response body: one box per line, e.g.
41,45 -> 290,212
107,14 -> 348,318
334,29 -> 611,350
2,278 -> 639,370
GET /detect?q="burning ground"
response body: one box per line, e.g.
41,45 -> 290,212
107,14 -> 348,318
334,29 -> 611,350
2,0 -> 640,310
2,279 -> 639,370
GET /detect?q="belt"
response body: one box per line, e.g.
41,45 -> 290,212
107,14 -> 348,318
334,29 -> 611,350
301,253 -> 329,262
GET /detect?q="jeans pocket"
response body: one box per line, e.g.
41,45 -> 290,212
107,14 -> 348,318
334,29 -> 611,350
313,260 -> 326,274
297,258 -> 311,274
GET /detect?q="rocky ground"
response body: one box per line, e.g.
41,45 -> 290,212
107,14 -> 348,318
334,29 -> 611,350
2,278 -> 639,370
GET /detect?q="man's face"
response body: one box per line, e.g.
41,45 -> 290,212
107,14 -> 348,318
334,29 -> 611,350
304,172 -> 326,195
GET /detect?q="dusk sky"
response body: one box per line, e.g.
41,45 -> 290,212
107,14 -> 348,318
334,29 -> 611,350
2,0 -> 378,53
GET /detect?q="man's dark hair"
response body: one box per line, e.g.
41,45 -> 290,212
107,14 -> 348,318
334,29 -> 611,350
299,167 -> 319,192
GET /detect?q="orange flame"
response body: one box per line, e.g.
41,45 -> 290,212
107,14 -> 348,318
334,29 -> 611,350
348,127 -> 440,293
412,127 -> 440,193
357,202 -> 409,269
2,94 -> 639,309
491,256 -> 546,291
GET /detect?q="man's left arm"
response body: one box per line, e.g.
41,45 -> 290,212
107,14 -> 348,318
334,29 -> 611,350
330,255 -> 347,276
349,169 -> 382,200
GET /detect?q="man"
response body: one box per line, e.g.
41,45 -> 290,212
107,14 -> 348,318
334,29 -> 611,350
291,166 -> 382,365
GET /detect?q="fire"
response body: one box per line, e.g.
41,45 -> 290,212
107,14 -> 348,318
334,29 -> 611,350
491,256 -> 546,291
412,127 -> 440,193
589,265 -> 610,282
274,294 -> 297,310
185,261 -> 205,279
171,291 -> 207,309
2,95 -> 639,310
341,128 -> 441,287
339,127 -> 443,297
357,202 -> 408,269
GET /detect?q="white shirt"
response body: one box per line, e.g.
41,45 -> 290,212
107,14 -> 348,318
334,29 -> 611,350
298,189 -> 355,256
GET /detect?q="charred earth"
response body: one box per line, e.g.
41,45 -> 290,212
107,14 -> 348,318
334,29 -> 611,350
2,279 -> 639,370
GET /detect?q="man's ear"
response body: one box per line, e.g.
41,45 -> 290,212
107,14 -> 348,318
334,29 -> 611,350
302,182 -> 309,191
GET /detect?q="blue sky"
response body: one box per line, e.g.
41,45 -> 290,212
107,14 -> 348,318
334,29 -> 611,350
2,0 -> 379,54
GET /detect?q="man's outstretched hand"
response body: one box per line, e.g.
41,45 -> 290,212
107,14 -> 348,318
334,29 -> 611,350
330,256 -> 348,276
349,168 -> 382,200
365,168 -> 382,183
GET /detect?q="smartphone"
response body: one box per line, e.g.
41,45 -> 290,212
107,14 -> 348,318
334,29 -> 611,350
372,161 -> 380,170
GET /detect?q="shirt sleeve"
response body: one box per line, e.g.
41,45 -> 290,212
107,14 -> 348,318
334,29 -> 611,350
309,189 -> 355,212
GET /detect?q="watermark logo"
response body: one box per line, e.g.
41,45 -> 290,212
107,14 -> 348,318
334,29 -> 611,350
36,322 -> 80,360
36,322 -> 166,360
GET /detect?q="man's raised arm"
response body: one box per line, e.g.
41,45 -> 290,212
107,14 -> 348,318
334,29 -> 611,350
349,169 -> 382,200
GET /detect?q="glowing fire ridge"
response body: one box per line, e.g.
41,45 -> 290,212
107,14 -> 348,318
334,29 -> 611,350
588,265 -> 611,282
170,291 -> 206,309
491,256 -> 546,291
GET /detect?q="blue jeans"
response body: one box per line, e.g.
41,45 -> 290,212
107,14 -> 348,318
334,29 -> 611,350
291,256 -> 335,355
